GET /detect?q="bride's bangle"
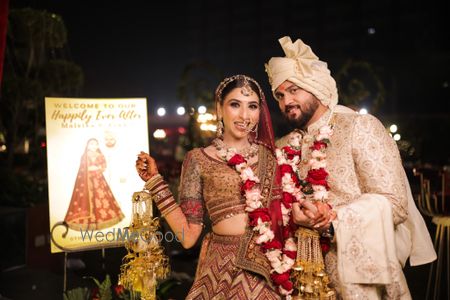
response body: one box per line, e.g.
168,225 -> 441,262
145,174 -> 179,216
144,174 -> 164,191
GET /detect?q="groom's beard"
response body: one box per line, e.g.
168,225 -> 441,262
283,102 -> 318,130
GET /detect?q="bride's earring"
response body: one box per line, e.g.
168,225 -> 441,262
216,119 -> 224,138
252,123 -> 258,139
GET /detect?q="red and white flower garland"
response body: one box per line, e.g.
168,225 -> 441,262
279,125 -> 335,255
217,124 -> 333,299
218,147 -> 297,298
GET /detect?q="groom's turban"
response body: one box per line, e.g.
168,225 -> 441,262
265,36 -> 338,108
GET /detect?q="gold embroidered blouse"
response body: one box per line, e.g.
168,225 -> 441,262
178,148 -> 256,226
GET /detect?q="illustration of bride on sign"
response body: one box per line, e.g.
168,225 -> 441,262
64,138 -> 125,230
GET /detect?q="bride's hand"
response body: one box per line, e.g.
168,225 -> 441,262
135,151 -> 159,182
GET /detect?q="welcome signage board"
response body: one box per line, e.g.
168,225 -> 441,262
45,98 -> 149,253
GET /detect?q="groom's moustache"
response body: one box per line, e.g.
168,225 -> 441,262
284,104 -> 300,114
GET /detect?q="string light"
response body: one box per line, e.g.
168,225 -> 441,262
153,129 -> 166,139
157,107 -> 166,117
389,124 -> 398,133
176,107 -> 185,115
198,106 -> 207,114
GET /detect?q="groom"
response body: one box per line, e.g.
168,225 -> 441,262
265,36 -> 436,299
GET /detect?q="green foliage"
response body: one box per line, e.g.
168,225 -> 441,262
39,59 -> 84,96
8,8 -> 67,49
0,165 -> 48,206
156,278 -> 181,299
0,7 -> 84,169
63,273 -> 181,300
63,287 -> 90,300
85,275 -> 113,300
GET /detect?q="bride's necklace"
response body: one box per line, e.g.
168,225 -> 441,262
212,138 -> 259,161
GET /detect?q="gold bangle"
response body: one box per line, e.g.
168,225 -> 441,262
144,173 -> 164,191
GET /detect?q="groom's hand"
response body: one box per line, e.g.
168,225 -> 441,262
292,201 -> 317,228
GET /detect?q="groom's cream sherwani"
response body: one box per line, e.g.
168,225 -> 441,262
277,105 -> 436,300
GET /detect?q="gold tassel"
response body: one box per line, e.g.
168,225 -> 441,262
292,227 -> 335,300
119,191 -> 170,300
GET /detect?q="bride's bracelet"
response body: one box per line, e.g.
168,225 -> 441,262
145,174 -> 179,217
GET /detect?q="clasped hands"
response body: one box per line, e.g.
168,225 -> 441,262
292,200 -> 335,233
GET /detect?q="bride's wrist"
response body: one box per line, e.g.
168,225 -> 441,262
144,174 -> 179,217
144,173 -> 163,192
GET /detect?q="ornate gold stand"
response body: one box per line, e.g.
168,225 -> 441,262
119,191 -> 170,300
292,227 -> 335,300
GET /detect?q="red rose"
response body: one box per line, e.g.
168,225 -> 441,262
241,180 -> 256,193
311,141 -> 327,151
113,285 -> 125,295
305,168 -> 329,187
320,236 -> 331,253
248,208 -> 270,226
262,239 -> 282,250
270,271 -> 290,285
283,250 -> 297,259
288,219 -> 298,233
281,280 -> 294,291
279,164 -> 294,176
228,154 -> 246,166
282,226 -> 290,239
291,173 -> 300,187
282,146 -> 301,160
91,287 -> 99,300
281,192 -> 294,208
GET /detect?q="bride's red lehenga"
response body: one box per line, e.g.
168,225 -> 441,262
64,138 -> 124,231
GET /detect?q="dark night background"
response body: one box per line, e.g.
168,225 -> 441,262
0,0 -> 449,299
7,0 -> 450,162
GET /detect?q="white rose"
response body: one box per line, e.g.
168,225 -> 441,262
291,155 -> 300,165
274,263 -> 290,274
289,133 -> 302,147
275,148 -> 283,159
311,150 -> 326,159
241,167 -> 259,182
277,154 -> 287,165
314,190 -> 328,200
245,200 -> 260,212
265,249 -> 282,262
256,230 -> 274,244
308,158 -> 326,169
317,125 -> 333,140
282,255 -> 295,267
279,286 -> 293,296
313,185 -> 328,200
235,162 -> 247,173
254,218 -> 270,233
281,204 -> 291,226
245,188 -> 262,202
284,237 -> 297,251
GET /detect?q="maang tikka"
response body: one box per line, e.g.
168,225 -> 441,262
240,76 -> 254,97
